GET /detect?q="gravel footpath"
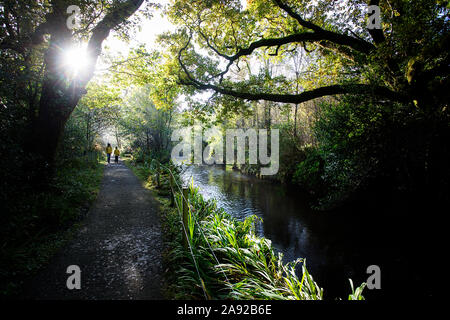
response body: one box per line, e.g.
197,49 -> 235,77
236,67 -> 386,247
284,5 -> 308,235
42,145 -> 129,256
23,160 -> 164,300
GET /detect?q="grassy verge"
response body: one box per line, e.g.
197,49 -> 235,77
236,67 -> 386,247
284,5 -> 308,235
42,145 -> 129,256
0,156 -> 105,297
124,158 -> 366,300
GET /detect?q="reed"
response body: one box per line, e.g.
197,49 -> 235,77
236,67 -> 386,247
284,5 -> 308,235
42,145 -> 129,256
124,159 -> 365,300
167,183 -> 365,300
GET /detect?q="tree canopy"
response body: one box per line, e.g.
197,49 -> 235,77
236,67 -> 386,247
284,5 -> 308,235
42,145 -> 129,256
158,0 -> 448,112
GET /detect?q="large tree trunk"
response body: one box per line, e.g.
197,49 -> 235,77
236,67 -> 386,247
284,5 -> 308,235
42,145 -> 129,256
29,11 -> 75,172
32,100 -> 74,166
28,0 -> 145,176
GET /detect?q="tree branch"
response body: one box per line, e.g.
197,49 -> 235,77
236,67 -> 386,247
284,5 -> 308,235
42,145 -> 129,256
205,31 -> 371,66
181,78 -> 405,104
70,0 -> 145,100
273,0 -> 375,52
178,40 -> 405,105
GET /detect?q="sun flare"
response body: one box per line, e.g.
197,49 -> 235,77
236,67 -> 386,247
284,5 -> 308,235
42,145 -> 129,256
63,45 -> 89,75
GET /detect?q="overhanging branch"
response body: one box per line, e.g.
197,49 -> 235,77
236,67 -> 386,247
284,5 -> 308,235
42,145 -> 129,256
181,78 -> 405,104
178,41 -> 405,105
68,0 -> 145,102
78,0 -> 145,87
192,1 -> 377,82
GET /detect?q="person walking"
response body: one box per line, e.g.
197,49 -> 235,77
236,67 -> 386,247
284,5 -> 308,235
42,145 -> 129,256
114,146 -> 120,164
106,143 -> 113,164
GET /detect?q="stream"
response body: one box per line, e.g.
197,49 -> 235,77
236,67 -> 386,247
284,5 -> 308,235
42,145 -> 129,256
180,165 -> 388,300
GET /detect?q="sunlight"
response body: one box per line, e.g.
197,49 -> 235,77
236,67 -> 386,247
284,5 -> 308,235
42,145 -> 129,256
62,45 -> 89,76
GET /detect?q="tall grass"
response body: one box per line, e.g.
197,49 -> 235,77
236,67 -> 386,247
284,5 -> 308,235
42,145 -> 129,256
169,183 -> 365,300
125,159 -> 366,300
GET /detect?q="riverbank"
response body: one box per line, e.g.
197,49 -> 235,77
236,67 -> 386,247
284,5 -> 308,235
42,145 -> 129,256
124,159 -> 366,300
181,164 -> 445,300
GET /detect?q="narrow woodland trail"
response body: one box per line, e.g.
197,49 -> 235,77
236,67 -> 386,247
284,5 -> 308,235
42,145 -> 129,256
24,161 -> 164,299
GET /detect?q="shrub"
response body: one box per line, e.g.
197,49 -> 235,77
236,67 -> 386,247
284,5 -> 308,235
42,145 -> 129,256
292,94 -> 450,208
293,147 -> 325,196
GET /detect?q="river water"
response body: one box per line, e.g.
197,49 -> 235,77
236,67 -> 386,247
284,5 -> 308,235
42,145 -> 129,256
180,165 -> 383,300
180,163 -> 447,300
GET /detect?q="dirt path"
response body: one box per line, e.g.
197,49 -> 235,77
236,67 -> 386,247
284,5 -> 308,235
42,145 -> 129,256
24,160 -> 164,299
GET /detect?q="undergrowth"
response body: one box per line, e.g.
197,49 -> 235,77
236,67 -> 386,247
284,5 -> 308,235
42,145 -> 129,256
125,158 -> 366,300
0,155 -> 104,297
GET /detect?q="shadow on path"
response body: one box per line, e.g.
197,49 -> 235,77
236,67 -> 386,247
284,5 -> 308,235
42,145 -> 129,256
23,160 -> 164,299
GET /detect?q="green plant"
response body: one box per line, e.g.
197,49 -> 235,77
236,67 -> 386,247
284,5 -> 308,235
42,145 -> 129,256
293,147 -> 325,196
167,182 -> 364,300
126,159 -> 366,300
348,279 -> 366,300
0,157 -> 104,297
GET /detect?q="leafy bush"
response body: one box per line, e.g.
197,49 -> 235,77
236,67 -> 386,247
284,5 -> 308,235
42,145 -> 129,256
293,146 -> 325,196
0,157 -> 104,296
276,123 -> 310,183
293,94 -> 450,208
0,106 -> 105,296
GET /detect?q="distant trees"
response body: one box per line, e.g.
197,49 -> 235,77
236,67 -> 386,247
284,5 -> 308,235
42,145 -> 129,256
118,85 -> 174,162
71,81 -> 122,153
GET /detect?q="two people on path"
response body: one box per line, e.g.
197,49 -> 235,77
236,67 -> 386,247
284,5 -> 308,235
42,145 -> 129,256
106,143 -> 120,164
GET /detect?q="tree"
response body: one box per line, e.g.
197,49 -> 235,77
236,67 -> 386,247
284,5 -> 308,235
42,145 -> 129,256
118,85 -> 174,161
0,0 -> 157,175
158,0 -> 449,204
165,0 -> 448,111
76,81 -> 122,152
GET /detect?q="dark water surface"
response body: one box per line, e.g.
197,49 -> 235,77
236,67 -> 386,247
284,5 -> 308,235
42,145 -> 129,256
181,165 -> 382,300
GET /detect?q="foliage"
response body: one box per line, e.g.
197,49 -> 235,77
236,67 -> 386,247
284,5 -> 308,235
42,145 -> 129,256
294,94 -> 450,208
155,0 -> 449,209
118,85 -> 174,163
293,146 -> 324,195
169,181 -> 368,300
274,122 -> 309,182
110,46 -> 182,111
0,80 -> 107,296
0,154 -> 104,297
348,279 -> 366,301
59,80 -> 122,156
1,0 -> 448,300
169,184 -> 320,299
127,158 -> 366,300
163,0 -> 448,110
0,0 -> 158,170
